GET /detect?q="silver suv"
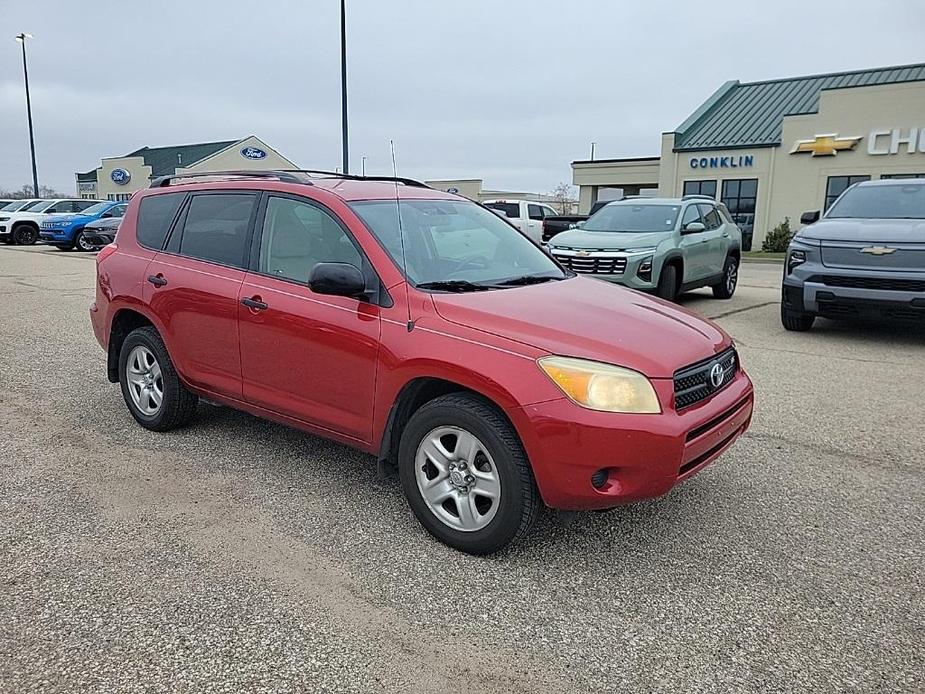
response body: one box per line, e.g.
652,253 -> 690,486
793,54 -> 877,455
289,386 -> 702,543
545,196 -> 742,301
781,179 -> 925,331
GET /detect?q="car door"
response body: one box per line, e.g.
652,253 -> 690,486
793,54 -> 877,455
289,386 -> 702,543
237,193 -> 380,443
678,204 -> 709,282
524,204 -> 545,243
697,203 -> 728,277
143,191 -> 258,400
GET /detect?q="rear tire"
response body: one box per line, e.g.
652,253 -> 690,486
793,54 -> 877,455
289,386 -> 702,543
119,326 -> 198,431
13,225 -> 38,246
656,263 -> 679,301
781,304 -> 815,331
398,393 -> 539,555
712,255 -> 739,299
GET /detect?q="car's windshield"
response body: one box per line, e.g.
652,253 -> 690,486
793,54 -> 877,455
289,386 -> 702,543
24,200 -> 53,212
483,202 -> 520,219
1,201 -> 30,212
350,199 -> 566,288
827,184 -> 925,220
583,203 -> 681,232
80,202 -> 110,216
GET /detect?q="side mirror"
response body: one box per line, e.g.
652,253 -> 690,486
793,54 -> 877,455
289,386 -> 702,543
101,213 -> 112,219
308,262 -> 367,299
683,221 -> 706,233
800,210 -> 820,225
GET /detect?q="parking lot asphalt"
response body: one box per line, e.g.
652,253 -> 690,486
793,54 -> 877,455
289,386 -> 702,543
1,245 -> 922,693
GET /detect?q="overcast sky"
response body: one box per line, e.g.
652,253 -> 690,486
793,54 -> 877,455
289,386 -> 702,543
1,0 -> 923,195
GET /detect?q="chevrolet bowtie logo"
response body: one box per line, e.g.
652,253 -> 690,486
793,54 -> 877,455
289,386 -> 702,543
860,246 -> 897,256
791,133 -> 862,157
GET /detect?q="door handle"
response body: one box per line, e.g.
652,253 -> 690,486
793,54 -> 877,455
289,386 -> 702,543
240,296 -> 268,311
147,274 -> 167,287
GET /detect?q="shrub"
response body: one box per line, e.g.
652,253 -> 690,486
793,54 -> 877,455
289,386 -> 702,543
762,217 -> 793,252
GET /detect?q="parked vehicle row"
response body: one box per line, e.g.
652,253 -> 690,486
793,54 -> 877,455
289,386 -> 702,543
482,199 -> 558,244
541,199 -> 612,242
40,200 -> 127,251
545,195 -> 742,302
90,170 -> 754,555
0,198 -> 103,246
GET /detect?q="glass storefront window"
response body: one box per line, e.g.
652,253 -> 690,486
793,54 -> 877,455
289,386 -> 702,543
721,179 -> 758,236
683,180 -> 716,198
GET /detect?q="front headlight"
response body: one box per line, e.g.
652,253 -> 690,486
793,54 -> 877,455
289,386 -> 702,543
0,217 -> 9,222
787,249 -> 806,274
538,356 -> 661,413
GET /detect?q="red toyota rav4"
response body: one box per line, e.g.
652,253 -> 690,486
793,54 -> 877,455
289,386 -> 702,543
90,171 -> 753,554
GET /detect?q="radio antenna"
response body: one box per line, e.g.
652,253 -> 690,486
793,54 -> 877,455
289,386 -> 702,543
390,139 -> 414,332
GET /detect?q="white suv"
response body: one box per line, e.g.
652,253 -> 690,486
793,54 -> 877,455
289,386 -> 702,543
0,199 -> 101,245
483,199 -> 558,243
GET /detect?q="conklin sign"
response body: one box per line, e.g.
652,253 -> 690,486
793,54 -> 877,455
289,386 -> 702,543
690,154 -> 754,169
868,128 -> 925,154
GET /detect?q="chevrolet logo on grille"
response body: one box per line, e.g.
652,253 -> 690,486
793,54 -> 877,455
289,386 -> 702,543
575,250 -> 590,257
860,246 -> 898,256
790,133 -> 862,157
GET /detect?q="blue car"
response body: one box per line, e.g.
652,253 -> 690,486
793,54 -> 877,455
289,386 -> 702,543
40,201 -> 128,251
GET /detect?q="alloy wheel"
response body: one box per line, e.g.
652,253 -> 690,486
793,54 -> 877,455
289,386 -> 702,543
76,233 -> 95,252
414,426 -> 501,532
726,260 -> 738,293
125,345 -> 163,416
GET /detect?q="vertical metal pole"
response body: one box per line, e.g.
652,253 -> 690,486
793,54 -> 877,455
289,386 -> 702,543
340,0 -> 349,174
18,34 -> 39,197
361,156 -> 366,176
590,142 -> 596,161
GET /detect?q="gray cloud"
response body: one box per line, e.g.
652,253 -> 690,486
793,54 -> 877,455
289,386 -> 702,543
2,0 -> 923,194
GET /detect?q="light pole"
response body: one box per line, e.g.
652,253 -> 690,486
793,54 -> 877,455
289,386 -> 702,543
361,156 -> 367,176
15,33 -> 39,198
340,0 -> 349,174
590,141 -> 596,161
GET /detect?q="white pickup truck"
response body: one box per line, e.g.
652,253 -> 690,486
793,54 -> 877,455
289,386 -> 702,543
483,199 -> 559,244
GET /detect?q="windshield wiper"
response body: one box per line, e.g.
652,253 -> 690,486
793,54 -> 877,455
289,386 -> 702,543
416,280 -> 493,292
495,274 -> 563,286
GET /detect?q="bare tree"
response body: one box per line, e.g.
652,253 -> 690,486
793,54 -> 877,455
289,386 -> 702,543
0,184 -> 67,199
547,182 -> 577,215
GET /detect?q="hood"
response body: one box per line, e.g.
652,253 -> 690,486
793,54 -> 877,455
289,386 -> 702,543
799,217 -> 925,244
548,229 -> 669,250
86,217 -> 121,230
430,276 -> 729,378
44,214 -> 81,224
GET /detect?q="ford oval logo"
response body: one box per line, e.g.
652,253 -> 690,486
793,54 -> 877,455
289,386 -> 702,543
447,187 -> 459,194
241,146 -> 267,160
110,168 -> 131,185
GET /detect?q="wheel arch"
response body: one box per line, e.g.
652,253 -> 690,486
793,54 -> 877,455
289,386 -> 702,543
377,375 -> 520,471
106,307 -> 158,383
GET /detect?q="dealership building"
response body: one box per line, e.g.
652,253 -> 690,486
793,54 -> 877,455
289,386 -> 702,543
572,63 -> 925,248
75,135 -> 298,201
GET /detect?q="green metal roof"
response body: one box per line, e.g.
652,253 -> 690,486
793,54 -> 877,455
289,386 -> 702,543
674,63 -> 925,151
126,140 -> 237,177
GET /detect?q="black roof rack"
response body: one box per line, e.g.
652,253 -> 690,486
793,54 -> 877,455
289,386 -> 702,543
283,169 -> 430,189
150,170 -> 311,188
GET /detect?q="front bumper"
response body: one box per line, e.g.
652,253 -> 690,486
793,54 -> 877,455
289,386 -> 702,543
508,371 -> 754,510
783,263 -> 925,321
39,229 -> 74,244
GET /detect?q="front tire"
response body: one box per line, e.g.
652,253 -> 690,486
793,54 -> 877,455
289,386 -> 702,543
712,255 -> 739,299
398,393 -> 540,555
13,225 -> 38,245
781,304 -> 815,331
74,230 -> 94,252
655,263 -> 679,302
119,326 -> 198,431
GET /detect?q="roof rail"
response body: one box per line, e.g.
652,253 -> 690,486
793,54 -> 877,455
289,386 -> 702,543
681,194 -> 715,201
149,170 -> 311,188
284,169 -> 431,189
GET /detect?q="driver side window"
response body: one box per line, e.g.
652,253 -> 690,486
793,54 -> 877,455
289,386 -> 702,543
259,196 -> 362,285
681,205 -> 703,230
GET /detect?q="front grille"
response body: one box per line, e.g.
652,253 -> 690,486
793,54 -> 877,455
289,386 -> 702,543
810,275 -> 925,292
673,348 -> 737,410
552,253 -> 627,275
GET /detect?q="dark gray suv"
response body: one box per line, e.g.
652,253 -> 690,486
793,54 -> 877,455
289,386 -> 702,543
781,179 -> 925,331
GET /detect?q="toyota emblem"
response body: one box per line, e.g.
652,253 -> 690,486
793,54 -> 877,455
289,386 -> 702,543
709,362 -> 725,389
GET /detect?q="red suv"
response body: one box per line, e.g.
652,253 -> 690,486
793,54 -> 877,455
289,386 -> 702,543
90,171 -> 753,554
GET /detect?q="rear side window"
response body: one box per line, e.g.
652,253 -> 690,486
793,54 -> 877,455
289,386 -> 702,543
173,193 -> 257,268
484,202 -> 520,218
137,193 -> 185,250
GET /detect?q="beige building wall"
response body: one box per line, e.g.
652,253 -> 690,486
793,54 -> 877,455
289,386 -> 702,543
95,156 -> 154,200
425,179 -> 483,200
571,158 -> 660,213
177,136 -> 297,175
